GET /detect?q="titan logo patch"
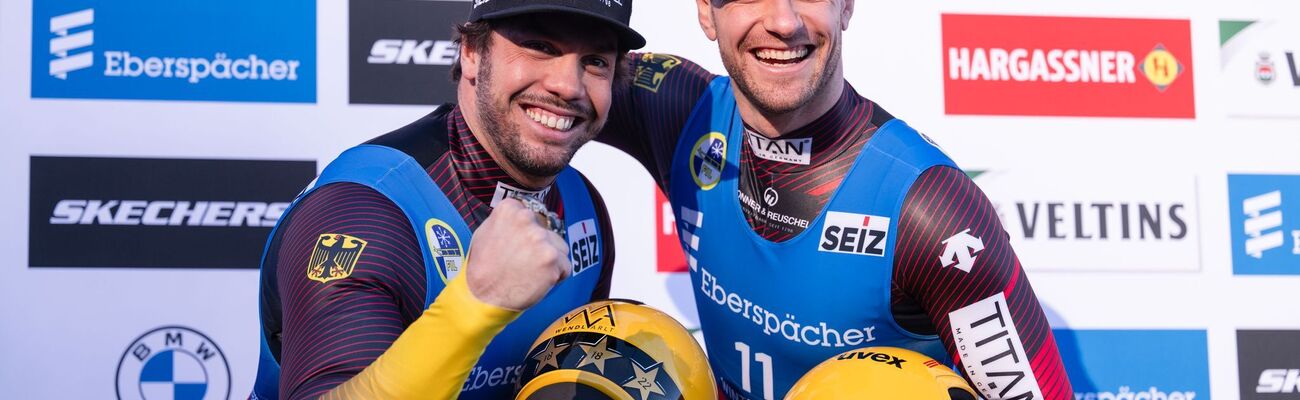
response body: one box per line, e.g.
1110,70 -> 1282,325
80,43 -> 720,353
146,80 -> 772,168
632,53 -> 682,92
489,181 -> 549,208
307,234 -> 367,283
425,218 -> 465,282
949,293 -> 1044,400
819,211 -> 890,257
747,131 -> 811,165
689,132 -> 727,191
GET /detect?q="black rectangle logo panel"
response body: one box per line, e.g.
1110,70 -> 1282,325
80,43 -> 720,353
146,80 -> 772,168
1238,330 -> 1300,399
29,156 -> 316,269
349,0 -> 470,105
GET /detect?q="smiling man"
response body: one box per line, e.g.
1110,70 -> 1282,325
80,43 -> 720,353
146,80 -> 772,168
598,0 -> 1073,398
250,1 -> 644,399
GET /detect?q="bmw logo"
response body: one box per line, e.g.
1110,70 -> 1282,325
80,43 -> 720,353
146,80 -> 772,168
116,326 -> 231,400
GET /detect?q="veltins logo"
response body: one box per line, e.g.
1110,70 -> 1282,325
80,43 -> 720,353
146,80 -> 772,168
971,169 -> 1199,272
1220,20 -> 1300,118
1238,330 -> 1300,398
116,326 -> 230,400
1055,330 -> 1209,400
32,0 -> 315,102
943,14 -> 1195,118
1229,174 -> 1300,275
350,0 -> 469,105
29,156 -> 316,269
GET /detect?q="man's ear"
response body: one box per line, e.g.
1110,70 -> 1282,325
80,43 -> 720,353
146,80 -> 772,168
460,39 -> 480,82
841,0 -> 855,30
697,0 -> 718,41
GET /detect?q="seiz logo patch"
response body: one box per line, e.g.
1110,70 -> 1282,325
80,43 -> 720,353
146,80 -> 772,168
566,218 -> 600,275
819,211 -> 890,256
949,293 -> 1044,400
308,234 -> 367,283
746,131 -> 811,165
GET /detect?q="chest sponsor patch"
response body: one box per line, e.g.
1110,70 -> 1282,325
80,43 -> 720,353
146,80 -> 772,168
949,292 -> 1044,400
819,211 -> 890,256
747,131 -> 812,165
489,181 -> 550,207
566,218 -> 600,275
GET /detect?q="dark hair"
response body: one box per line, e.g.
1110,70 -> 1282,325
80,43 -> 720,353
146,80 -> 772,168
449,19 -> 632,84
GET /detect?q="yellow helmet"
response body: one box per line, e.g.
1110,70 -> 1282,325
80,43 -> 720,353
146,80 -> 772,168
785,347 -> 978,400
515,300 -> 716,400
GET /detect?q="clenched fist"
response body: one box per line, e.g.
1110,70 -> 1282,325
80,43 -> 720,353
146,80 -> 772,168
465,197 -> 572,311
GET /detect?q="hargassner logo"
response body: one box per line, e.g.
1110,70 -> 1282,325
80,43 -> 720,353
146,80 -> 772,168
1229,174 -> 1300,275
48,9 -> 94,79
32,0 -> 315,102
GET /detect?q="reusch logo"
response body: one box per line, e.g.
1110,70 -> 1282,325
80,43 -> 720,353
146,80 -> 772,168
1229,174 -> 1300,275
29,156 -> 315,269
1237,330 -> 1300,399
49,9 -> 94,79
943,14 -> 1195,118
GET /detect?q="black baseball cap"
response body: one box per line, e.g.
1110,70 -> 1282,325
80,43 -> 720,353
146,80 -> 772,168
468,0 -> 646,50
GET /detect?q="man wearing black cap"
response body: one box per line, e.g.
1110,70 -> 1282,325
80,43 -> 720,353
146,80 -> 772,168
250,1 -> 644,399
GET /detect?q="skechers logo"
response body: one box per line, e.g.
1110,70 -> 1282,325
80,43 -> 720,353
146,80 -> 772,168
49,9 -> 94,79
49,199 -> 289,227
367,39 -> 457,65
819,211 -> 889,257
1258,369 -> 1300,393
836,350 -> 906,369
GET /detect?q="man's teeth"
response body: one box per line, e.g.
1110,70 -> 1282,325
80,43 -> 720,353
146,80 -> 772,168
526,107 -> 575,131
756,47 -> 809,61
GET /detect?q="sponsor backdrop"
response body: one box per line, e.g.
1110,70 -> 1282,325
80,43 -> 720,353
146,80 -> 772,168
2,0 -> 1298,399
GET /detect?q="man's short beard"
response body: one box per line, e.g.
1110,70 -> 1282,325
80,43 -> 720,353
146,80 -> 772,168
723,35 -> 842,116
473,55 -> 599,179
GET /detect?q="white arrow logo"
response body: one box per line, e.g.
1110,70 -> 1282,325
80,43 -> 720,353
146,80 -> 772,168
940,229 -> 984,273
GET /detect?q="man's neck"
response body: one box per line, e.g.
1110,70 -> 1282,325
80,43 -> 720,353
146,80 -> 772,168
733,76 -> 846,139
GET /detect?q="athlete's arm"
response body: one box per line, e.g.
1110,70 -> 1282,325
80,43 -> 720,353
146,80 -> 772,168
271,183 -> 518,400
598,52 -> 717,189
891,166 -> 1073,400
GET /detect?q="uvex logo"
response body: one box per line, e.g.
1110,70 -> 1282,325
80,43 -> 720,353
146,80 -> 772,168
836,350 -> 907,368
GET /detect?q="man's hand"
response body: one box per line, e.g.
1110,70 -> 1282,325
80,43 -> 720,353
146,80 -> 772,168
465,198 -> 572,311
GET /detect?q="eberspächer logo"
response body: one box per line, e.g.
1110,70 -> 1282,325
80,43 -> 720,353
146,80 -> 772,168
1229,174 -> 1300,275
32,0 -> 315,102
1055,329 -> 1209,400
116,326 -> 231,400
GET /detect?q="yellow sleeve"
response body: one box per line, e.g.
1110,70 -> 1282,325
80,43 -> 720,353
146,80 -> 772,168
321,272 -> 520,400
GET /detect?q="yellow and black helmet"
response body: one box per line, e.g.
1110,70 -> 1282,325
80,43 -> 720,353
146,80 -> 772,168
515,300 -> 716,400
785,347 -> 978,400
